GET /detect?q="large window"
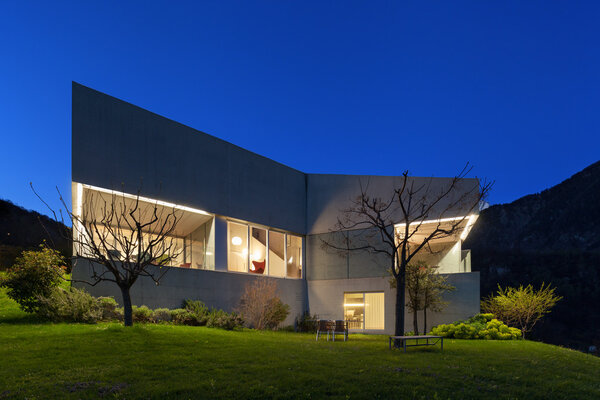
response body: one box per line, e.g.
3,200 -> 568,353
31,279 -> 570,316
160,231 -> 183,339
227,221 -> 302,279
268,230 -> 286,277
286,234 -> 302,279
185,218 -> 215,270
249,227 -> 267,274
76,184 -> 215,270
344,292 -> 384,330
228,222 -> 248,272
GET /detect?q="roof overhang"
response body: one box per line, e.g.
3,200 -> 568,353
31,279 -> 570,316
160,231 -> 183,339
73,182 -> 213,238
394,214 -> 478,245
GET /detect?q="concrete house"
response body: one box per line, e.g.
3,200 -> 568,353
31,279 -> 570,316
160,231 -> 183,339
72,82 -> 480,333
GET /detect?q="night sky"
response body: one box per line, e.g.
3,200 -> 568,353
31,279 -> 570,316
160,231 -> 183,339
1,1 -> 599,217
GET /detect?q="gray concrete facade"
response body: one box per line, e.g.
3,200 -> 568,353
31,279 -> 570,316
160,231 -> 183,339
71,82 -> 481,331
72,83 -> 307,234
307,272 -> 480,334
73,259 -> 307,326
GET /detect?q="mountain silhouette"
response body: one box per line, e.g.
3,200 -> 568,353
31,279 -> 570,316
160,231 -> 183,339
465,160 -> 600,350
0,199 -> 70,269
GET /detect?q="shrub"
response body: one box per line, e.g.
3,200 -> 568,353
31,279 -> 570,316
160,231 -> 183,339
238,279 -> 290,330
132,305 -> 153,323
183,299 -> 210,325
170,308 -> 198,325
296,312 -> 319,333
0,246 -> 65,313
206,309 -> 244,330
36,287 -> 102,323
183,299 -> 209,315
430,313 -> 521,340
152,308 -> 172,323
481,283 -> 562,339
263,298 -> 290,330
97,297 -> 122,321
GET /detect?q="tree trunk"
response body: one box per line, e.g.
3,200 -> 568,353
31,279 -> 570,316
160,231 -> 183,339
120,286 -> 133,327
423,307 -> 427,335
413,309 -> 419,335
394,274 -> 405,337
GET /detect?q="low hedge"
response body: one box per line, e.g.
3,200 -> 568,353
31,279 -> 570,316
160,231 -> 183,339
431,313 -> 522,340
35,290 -> 243,330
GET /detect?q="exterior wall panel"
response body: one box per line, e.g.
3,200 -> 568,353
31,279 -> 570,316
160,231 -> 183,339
72,83 -> 307,234
307,272 -> 480,334
73,259 -> 306,326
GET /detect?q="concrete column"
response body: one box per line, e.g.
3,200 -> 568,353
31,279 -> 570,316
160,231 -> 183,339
214,217 -> 228,271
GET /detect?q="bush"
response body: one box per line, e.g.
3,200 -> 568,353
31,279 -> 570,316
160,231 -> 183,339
206,309 -> 244,330
430,313 -> 521,340
31,288 -> 243,329
238,279 -> 290,330
152,308 -> 172,323
36,287 -> 102,323
0,246 -> 65,312
481,283 -> 562,339
170,308 -> 198,325
183,299 -> 209,315
132,305 -> 153,323
97,297 -> 122,321
263,298 -> 290,330
183,299 -> 210,326
296,312 -> 319,333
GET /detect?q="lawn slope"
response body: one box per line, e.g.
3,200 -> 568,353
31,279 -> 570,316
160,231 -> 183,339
0,290 -> 599,399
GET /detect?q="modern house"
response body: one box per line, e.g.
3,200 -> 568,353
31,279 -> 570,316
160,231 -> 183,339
71,82 -> 480,333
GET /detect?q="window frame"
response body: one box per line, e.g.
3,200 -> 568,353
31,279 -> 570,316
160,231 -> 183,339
227,221 -> 249,273
343,291 -> 385,331
226,219 -> 303,279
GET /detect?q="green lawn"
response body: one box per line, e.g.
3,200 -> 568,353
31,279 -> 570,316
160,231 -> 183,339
0,289 -> 599,399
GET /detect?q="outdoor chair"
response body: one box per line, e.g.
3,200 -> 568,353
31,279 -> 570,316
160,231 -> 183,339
315,320 -> 334,341
332,320 -> 348,342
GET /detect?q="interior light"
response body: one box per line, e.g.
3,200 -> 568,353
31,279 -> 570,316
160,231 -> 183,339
80,183 -> 211,216
288,256 -> 293,264
250,264 -> 255,271
343,303 -> 365,307
242,248 -> 248,256
395,215 -> 471,228
232,236 -> 242,246
460,215 -> 478,241
205,252 -> 213,256
76,183 -> 83,217
252,251 -> 262,260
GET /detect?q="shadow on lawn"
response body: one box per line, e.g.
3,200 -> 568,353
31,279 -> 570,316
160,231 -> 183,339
0,313 -> 44,324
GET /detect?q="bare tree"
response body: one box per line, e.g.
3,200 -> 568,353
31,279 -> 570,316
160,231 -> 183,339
321,164 -> 491,337
33,184 -> 182,326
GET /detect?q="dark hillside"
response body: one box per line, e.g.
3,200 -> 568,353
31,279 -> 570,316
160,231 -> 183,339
464,160 -> 600,350
0,199 -> 70,269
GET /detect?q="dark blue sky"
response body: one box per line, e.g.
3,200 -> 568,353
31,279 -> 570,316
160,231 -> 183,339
1,1 -> 599,217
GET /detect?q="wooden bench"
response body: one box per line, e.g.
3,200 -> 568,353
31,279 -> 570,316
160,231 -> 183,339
389,335 -> 443,352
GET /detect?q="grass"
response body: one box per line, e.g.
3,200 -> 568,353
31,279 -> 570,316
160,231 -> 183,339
0,287 -> 599,399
